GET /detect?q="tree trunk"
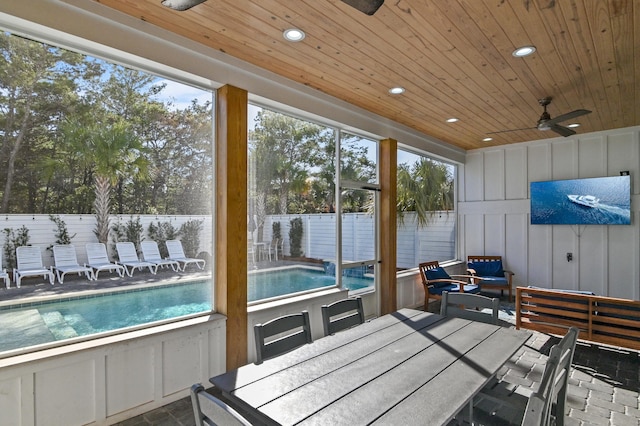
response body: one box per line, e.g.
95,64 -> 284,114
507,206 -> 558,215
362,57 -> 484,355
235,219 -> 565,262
94,175 -> 111,243
1,103 -> 32,213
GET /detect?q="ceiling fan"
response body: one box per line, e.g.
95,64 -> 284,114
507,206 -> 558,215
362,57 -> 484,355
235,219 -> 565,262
341,0 -> 384,15
161,0 -> 206,11
488,97 -> 592,137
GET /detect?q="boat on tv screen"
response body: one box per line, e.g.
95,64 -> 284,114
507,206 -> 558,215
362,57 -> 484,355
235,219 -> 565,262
530,176 -> 631,225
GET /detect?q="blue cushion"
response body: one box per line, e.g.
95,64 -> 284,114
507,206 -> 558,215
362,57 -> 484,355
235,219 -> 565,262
477,276 -> 508,286
425,267 -> 452,288
468,260 -> 504,277
428,283 -> 480,295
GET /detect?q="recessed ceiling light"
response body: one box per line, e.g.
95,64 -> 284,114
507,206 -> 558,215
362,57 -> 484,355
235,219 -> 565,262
283,28 -> 305,42
567,123 -> 580,128
512,45 -> 536,57
389,87 -> 405,95
483,137 -> 493,142
446,118 -> 459,123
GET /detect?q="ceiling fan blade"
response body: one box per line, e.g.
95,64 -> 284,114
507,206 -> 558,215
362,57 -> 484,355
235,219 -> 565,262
550,124 -> 576,137
546,109 -> 591,126
341,0 -> 384,15
161,0 -> 206,11
486,127 -> 536,135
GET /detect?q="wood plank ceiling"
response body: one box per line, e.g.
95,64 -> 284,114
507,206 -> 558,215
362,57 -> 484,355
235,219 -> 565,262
96,0 -> 638,151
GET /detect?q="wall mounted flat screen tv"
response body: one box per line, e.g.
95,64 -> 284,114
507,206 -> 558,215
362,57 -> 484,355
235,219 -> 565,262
530,176 -> 631,225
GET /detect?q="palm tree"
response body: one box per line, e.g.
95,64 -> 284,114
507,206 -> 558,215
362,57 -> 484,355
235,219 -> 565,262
62,119 -> 148,243
397,158 -> 454,227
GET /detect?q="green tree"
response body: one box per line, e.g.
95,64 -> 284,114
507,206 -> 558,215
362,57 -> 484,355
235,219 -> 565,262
0,32 -> 100,213
1,32 -> 212,217
158,100 -> 213,215
61,119 -> 149,243
249,110 -> 320,240
311,132 -> 375,213
397,158 -> 454,227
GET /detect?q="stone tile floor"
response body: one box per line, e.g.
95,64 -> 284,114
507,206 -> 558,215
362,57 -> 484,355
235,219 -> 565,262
115,297 -> 640,426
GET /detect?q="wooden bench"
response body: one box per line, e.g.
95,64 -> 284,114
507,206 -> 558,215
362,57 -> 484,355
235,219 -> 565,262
516,286 -> 640,350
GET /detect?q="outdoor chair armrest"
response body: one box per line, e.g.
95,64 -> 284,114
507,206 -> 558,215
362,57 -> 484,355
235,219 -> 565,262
450,274 -> 482,284
466,269 -> 511,283
428,278 -> 470,287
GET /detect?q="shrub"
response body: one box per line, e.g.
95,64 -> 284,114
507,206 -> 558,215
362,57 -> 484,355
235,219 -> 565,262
3,226 -> 30,269
148,221 -> 179,258
289,217 -> 303,258
110,216 -> 144,255
272,221 -> 281,241
47,214 -> 76,251
179,219 -> 204,258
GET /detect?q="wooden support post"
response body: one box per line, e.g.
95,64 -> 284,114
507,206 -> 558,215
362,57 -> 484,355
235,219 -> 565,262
215,85 -> 248,370
379,138 -> 397,315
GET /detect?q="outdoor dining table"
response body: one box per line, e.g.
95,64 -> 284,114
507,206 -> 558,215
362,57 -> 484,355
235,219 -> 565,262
210,308 -> 531,426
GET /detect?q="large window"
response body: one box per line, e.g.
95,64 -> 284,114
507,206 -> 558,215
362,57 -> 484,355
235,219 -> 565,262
0,31 -> 214,357
247,106 -> 377,302
338,132 -> 378,292
396,149 -> 456,268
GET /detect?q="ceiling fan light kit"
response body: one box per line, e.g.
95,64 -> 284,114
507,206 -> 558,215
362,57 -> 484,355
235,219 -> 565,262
161,0 -> 206,11
341,0 -> 384,15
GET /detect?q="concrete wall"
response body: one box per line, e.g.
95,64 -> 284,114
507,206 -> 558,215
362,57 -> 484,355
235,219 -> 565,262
459,125 -> 640,300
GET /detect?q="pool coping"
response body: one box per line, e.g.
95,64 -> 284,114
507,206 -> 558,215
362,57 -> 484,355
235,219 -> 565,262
0,274 -> 211,311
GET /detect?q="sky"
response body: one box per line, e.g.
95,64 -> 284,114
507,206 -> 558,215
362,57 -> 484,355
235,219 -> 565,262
153,78 -> 213,110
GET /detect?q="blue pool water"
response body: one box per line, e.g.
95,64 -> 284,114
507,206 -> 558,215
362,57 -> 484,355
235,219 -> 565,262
248,267 -> 372,301
0,268 -> 372,353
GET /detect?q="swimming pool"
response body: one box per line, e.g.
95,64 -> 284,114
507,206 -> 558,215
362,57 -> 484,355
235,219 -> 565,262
248,267 -> 373,302
0,267 -> 372,354
0,281 -> 212,353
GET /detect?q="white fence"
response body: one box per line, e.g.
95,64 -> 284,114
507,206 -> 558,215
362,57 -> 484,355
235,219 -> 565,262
0,215 -> 213,267
1,212 -> 454,269
258,211 -> 456,269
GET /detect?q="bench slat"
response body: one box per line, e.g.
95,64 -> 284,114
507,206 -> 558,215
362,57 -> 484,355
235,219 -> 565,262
516,287 -> 640,350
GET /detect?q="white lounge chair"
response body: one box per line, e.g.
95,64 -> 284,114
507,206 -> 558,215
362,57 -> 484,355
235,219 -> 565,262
85,243 -> 126,279
116,242 -> 157,277
140,241 -> 179,272
52,245 -> 95,284
0,249 -> 10,289
166,240 -> 206,271
13,246 -> 54,288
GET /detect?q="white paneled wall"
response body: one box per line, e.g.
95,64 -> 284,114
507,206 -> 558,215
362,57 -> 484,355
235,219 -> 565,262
459,126 -> 640,300
0,315 -> 226,426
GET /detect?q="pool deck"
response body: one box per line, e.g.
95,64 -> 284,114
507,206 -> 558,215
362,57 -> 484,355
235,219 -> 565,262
0,258 -> 306,304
